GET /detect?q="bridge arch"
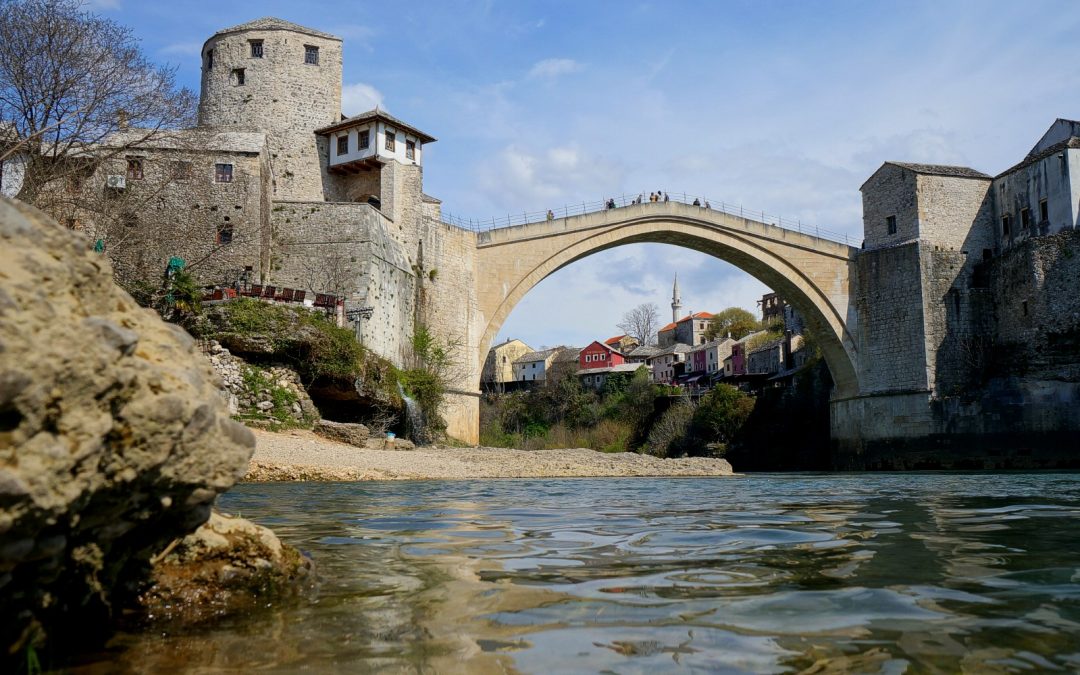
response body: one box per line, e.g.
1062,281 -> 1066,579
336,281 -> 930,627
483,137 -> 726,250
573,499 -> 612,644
475,203 -> 860,397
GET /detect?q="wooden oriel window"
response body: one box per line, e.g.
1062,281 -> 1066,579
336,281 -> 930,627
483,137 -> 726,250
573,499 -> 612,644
337,135 -> 349,156
385,131 -> 396,152
406,140 -> 415,160
358,130 -> 369,149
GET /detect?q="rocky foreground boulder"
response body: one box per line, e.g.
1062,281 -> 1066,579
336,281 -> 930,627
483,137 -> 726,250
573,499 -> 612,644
139,511 -> 313,624
0,199 -> 255,659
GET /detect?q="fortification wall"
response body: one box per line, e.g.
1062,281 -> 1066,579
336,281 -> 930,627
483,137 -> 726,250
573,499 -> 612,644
417,217 -> 481,443
987,230 -> 1080,377
269,201 -> 416,365
853,242 -> 929,393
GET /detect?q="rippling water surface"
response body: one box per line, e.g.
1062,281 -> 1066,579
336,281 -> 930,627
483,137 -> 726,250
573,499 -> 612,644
79,474 -> 1080,673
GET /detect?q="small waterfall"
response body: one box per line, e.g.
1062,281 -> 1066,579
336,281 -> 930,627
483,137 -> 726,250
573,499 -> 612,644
397,382 -> 428,445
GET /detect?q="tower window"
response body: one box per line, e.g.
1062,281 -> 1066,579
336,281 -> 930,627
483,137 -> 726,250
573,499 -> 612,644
126,157 -> 143,180
406,140 -> 415,160
217,222 -> 233,245
304,45 -> 319,65
1020,207 -> 1030,228
886,215 -> 897,235
337,135 -> 349,156
385,131 -> 396,152
215,163 -> 233,183
205,49 -> 213,70
358,130 -> 369,149
232,68 -> 245,86
250,40 -> 263,58
1002,214 -> 1012,237
1039,198 -> 1048,223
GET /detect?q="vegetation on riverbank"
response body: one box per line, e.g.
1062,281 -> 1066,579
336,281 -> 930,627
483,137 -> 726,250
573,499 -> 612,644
480,333 -> 833,467
480,368 -> 758,457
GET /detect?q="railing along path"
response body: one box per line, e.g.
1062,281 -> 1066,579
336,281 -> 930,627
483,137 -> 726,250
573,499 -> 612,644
439,192 -> 857,246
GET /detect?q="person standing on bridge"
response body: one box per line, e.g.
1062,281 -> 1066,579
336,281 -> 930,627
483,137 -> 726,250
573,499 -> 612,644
692,198 -> 701,206
546,209 -> 554,221
664,192 -> 670,202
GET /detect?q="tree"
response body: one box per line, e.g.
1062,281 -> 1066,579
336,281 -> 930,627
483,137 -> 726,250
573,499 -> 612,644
704,307 -> 760,341
617,302 -> 661,345
0,0 -> 196,207
690,384 -> 755,450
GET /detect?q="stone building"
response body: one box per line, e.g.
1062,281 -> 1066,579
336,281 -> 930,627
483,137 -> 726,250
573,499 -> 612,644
994,119 -> 1080,252
513,348 -> 560,383
481,338 -> 531,392
48,17 -> 484,441
657,311 -> 714,347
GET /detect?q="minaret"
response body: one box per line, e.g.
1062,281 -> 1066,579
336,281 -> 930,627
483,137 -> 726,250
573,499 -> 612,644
671,274 -> 682,322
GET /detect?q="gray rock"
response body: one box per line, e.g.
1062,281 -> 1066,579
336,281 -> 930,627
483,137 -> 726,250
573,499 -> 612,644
0,198 -> 254,658
313,419 -> 370,447
256,400 -> 274,411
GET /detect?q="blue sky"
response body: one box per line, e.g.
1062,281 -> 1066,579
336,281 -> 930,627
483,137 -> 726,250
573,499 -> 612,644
94,0 -> 1080,349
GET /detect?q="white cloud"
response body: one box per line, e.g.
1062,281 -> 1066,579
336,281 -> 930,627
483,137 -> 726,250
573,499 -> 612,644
528,58 -> 581,80
475,143 -> 625,212
341,83 -> 385,116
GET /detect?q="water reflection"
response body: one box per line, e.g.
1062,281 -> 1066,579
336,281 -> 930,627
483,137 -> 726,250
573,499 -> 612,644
68,473 -> 1080,673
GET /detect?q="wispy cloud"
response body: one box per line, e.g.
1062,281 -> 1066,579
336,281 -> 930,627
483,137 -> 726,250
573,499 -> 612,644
528,58 -> 581,80
85,0 -> 121,9
341,83 -> 385,116
476,144 -> 624,211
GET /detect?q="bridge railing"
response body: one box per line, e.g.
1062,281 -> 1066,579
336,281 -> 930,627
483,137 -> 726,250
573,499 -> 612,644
439,192 -> 859,246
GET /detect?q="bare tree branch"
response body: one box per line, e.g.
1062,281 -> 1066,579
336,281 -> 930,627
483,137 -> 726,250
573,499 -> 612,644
617,302 -> 660,346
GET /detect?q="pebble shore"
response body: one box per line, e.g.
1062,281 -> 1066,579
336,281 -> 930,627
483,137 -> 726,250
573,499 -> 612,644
245,429 -> 735,481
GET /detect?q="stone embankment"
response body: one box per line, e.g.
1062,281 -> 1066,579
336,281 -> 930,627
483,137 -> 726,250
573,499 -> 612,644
200,339 -> 317,427
246,429 -> 735,481
0,198 -> 299,663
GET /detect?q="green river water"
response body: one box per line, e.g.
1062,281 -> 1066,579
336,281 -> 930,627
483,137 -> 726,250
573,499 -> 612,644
68,473 -> 1080,673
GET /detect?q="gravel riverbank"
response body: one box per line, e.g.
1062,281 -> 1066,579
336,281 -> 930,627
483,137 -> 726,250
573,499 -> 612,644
245,429 -> 734,481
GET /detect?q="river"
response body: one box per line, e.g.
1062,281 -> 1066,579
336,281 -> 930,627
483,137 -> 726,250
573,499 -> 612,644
70,473 -> 1080,673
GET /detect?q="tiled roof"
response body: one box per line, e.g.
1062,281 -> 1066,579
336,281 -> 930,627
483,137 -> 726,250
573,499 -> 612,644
997,136 -> 1080,178
314,109 -> 436,143
576,363 -> 645,376
604,334 -> 627,345
885,162 -> 991,180
551,347 -> 582,362
627,344 -> 662,357
212,17 -> 339,41
513,348 -> 558,364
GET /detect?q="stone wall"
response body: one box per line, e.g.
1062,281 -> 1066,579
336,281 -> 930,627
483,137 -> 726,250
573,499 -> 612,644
269,201 -> 417,365
862,164 -> 919,249
915,174 -> 994,253
200,339 -> 318,426
198,25 -> 343,202
418,217 -> 482,442
853,242 -> 929,393
986,229 -> 1080,378
73,135 -> 269,289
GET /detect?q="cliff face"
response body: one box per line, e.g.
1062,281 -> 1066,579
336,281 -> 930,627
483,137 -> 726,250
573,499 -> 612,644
0,198 -> 255,657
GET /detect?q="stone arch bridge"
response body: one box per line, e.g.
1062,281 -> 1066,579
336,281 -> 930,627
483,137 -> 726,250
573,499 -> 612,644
472,201 -> 860,397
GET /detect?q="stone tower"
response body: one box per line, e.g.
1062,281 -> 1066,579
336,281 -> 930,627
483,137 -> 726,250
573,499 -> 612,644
198,18 -> 342,201
671,273 -> 682,322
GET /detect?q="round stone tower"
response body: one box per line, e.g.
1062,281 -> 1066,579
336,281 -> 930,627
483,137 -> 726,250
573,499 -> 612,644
198,17 -> 342,201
